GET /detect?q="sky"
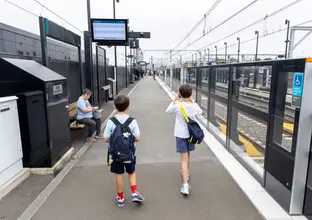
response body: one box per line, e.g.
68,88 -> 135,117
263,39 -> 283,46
0,0 -> 311,66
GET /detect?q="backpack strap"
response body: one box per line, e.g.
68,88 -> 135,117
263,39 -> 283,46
179,104 -> 189,123
124,117 -> 134,127
110,117 -> 121,125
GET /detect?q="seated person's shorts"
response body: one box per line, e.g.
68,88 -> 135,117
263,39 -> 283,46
111,157 -> 136,174
176,137 -> 195,153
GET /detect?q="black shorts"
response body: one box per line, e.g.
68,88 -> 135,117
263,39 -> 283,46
110,157 -> 136,174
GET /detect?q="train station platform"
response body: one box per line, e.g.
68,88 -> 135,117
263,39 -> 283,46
1,77 -> 303,220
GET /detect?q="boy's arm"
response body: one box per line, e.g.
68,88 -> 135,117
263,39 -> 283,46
103,120 -> 113,143
165,102 -> 178,114
195,103 -> 203,116
131,120 -> 141,142
166,94 -> 181,114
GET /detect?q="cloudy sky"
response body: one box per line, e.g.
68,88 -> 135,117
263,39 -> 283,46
0,0 -> 311,65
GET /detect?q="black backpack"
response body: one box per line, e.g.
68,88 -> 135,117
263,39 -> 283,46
179,104 -> 205,145
108,117 -> 135,163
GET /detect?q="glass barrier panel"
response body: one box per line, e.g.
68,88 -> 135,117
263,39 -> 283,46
271,72 -> 296,153
229,106 -> 267,177
235,66 -> 272,111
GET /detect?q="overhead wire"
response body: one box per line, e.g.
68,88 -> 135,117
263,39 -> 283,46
172,0 -> 259,57
33,0 -> 83,34
3,0 -> 38,17
171,0 -> 222,52
204,19 -> 312,57
197,0 -> 305,51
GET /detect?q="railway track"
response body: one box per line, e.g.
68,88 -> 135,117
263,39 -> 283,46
201,103 -> 293,153
192,84 -> 295,122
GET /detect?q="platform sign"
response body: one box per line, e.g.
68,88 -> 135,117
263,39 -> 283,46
292,72 -> 304,108
130,39 -> 139,49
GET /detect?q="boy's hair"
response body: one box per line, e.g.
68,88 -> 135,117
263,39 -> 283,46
179,84 -> 193,98
114,95 -> 130,112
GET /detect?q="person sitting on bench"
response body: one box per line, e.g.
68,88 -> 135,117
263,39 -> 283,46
76,89 -> 103,142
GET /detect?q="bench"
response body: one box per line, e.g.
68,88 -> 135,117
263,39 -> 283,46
68,102 -> 86,129
68,102 -> 104,130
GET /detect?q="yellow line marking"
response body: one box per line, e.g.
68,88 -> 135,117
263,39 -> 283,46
283,123 -> 294,133
218,122 -> 262,157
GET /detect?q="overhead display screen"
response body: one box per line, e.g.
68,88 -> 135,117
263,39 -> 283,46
91,19 -> 128,45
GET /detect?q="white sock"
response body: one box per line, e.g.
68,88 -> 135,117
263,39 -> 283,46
183,183 -> 189,187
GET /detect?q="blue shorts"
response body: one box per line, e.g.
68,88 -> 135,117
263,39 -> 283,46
110,157 -> 136,174
176,137 -> 195,153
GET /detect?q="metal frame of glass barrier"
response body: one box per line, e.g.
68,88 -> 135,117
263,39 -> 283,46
183,59 -> 306,185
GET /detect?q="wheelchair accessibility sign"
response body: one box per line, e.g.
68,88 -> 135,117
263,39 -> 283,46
292,72 -> 304,108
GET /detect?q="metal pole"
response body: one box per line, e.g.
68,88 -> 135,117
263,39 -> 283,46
285,19 -> 290,59
96,46 -> 100,104
125,46 -> 127,88
204,49 -> 207,66
199,52 -> 202,66
255,31 -> 259,61
86,0 -> 93,99
87,0 -> 91,31
130,48 -> 133,83
170,50 -> 172,62
192,54 -> 194,66
215,46 -> 217,61
288,28 -> 295,58
237,37 -> 240,62
39,17 -> 48,67
224,42 -> 227,63
195,53 -> 197,66
113,0 -> 118,93
208,49 -> 210,62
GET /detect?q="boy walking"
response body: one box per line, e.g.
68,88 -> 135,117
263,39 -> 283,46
166,84 -> 203,195
104,95 -> 145,207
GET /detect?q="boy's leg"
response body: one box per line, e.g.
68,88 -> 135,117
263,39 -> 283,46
129,171 -> 136,186
126,158 -> 145,202
116,174 -> 124,195
181,152 -> 189,184
177,138 -> 190,182
111,162 -> 125,207
187,151 -> 191,170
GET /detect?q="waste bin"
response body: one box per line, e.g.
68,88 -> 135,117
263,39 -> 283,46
16,91 -> 49,167
0,58 -> 70,168
107,78 -> 116,100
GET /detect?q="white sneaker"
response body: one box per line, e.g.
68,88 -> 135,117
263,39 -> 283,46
181,184 -> 190,195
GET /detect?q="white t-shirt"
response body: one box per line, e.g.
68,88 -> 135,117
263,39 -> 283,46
166,101 -> 202,138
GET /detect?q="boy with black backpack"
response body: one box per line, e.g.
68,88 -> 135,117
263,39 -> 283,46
166,84 -> 204,195
103,95 -> 145,208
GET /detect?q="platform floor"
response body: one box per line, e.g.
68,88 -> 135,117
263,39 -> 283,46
17,77 -> 264,220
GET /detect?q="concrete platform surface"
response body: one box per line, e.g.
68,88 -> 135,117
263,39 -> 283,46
21,77 -> 263,220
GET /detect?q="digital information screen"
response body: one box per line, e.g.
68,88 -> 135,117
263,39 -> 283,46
92,19 -> 127,41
